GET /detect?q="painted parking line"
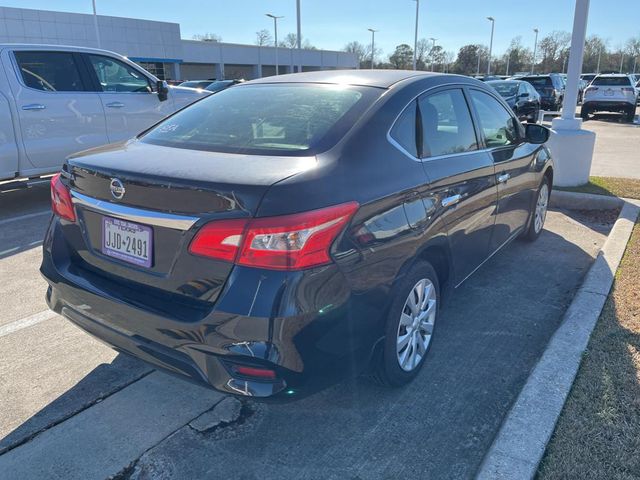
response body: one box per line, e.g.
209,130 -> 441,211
0,240 -> 43,257
0,210 -> 50,226
0,310 -> 58,339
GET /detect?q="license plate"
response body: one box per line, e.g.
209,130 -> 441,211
604,89 -> 614,96
102,216 -> 153,268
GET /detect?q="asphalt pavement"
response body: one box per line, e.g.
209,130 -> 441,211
0,182 -> 615,479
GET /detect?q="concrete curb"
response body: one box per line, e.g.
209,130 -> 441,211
476,199 -> 640,480
550,190 -> 624,210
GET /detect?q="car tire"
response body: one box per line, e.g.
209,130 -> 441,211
625,106 -> 636,123
581,107 -> 591,120
522,175 -> 551,242
372,261 -> 440,387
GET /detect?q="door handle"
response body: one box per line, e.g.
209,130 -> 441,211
22,104 -> 46,111
441,194 -> 462,208
106,102 -> 125,108
497,173 -> 511,184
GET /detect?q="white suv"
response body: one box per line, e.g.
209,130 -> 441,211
581,74 -> 638,122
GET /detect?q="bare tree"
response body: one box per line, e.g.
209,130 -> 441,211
537,31 -> 571,72
279,33 -> 316,50
255,29 -> 273,46
192,32 -> 222,42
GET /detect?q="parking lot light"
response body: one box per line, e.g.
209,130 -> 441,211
486,17 -> 495,76
266,14 -> 284,75
368,28 -> 378,70
532,28 -> 539,73
412,0 -> 420,71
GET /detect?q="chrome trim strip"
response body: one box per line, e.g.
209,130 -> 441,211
71,191 -> 199,231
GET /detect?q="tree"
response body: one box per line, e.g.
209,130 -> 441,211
583,35 -> 608,73
255,29 -> 273,46
452,44 -> 488,75
192,32 -> 222,42
279,33 -> 316,50
537,31 -> 571,72
344,40 -> 382,68
499,36 -> 533,75
389,44 -> 414,70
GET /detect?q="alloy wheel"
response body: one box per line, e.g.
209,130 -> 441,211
396,278 -> 437,372
534,182 -> 549,234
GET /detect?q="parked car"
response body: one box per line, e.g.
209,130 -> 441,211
518,74 -> 565,111
581,73 -> 597,85
581,74 -> 638,122
205,79 -> 245,93
179,79 -> 216,89
0,44 -> 208,183
486,80 -> 541,122
637,79 -> 640,105
41,71 -> 553,400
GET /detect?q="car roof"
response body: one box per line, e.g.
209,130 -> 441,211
245,70 -> 444,89
487,80 -> 522,84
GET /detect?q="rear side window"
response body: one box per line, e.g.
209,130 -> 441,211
142,84 -> 374,155
14,51 -> 85,92
592,76 -> 632,86
87,55 -> 152,93
469,90 -> 519,148
418,89 -> 478,158
390,101 -> 418,157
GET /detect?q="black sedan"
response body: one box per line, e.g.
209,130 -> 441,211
42,71 -> 553,400
487,80 -> 541,122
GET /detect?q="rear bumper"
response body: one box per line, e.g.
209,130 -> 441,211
41,219 -> 383,401
582,100 -> 635,112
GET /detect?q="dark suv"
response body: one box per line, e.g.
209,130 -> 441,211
41,71 -> 553,400
519,74 -> 565,111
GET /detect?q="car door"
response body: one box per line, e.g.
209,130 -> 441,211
82,53 -> 174,143
418,87 -> 498,284
516,83 -> 533,119
9,50 -> 107,171
468,88 -> 539,251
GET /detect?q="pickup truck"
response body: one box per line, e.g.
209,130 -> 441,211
0,44 -> 208,183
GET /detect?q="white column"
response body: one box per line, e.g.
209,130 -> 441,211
547,0 -> 596,187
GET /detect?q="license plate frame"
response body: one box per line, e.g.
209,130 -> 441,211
101,216 -> 153,268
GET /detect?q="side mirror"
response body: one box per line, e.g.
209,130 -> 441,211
157,80 -> 169,102
525,123 -> 550,144
519,92 -> 530,98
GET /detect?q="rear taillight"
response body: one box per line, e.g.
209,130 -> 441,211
189,202 -> 359,271
231,365 -> 277,380
622,87 -> 635,93
585,87 -> 598,96
50,173 -> 76,222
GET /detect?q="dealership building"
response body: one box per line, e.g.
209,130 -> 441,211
0,6 -> 358,81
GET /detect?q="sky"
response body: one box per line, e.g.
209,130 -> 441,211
3,0 -> 638,58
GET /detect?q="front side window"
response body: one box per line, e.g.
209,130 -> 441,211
469,90 -> 519,148
88,55 -> 151,93
141,84 -> 374,155
15,51 -> 85,92
390,101 -> 418,157
418,89 -> 478,158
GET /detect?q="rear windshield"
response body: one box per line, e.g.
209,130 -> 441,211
488,82 -> 519,97
521,77 -> 552,88
141,84 -> 376,155
592,76 -> 632,86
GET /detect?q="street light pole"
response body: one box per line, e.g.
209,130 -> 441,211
368,28 -> 377,70
476,48 -> 481,75
596,46 -> 602,73
296,0 -> 302,73
486,16 -> 495,76
266,14 -> 284,75
532,28 -> 539,73
92,0 -> 101,48
619,52 -> 625,73
412,0 -> 419,70
429,37 -> 436,71
505,49 -> 510,76
633,56 -> 637,74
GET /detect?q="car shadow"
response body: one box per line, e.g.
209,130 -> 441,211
1,216 -> 609,479
0,353 -> 151,455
